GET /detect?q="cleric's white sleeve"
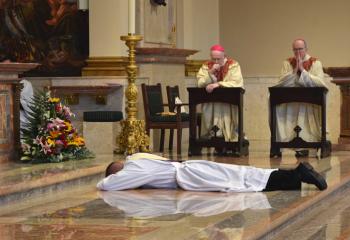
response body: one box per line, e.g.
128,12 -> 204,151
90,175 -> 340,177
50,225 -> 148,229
197,65 -> 213,87
298,61 -> 327,87
274,61 -> 297,87
96,170 -> 154,191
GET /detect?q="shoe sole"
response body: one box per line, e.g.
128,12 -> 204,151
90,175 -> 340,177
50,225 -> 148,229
300,162 -> 328,190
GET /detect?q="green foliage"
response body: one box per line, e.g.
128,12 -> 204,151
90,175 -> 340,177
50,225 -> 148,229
20,90 -> 94,163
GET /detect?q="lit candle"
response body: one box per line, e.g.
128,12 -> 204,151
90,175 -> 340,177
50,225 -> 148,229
128,0 -> 135,34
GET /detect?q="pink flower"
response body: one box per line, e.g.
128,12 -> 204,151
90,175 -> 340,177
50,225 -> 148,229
47,123 -> 55,130
34,136 -> 44,145
36,137 -> 53,155
40,140 -> 52,155
63,106 -> 75,118
49,118 -> 66,130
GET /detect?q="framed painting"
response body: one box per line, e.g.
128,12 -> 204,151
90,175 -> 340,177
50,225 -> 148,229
0,0 -> 89,76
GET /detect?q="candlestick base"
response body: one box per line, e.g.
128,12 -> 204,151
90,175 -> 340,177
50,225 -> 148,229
116,119 -> 150,154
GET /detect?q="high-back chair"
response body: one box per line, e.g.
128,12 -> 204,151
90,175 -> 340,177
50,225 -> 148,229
141,83 -> 189,155
166,85 -> 181,113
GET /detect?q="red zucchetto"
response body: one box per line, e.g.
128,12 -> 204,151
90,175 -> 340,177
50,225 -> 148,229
210,44 -> 225,52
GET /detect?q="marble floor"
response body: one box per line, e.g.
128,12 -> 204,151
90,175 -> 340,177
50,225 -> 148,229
1,149 -> 350,240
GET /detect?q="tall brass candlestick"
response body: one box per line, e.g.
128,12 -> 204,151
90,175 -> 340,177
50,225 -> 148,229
117,34 -> 150,154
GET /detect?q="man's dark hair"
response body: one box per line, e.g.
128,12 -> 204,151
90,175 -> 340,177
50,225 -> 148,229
105,162 -> 116,177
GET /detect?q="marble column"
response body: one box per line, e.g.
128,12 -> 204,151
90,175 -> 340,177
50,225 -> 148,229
82,0 -> 129,76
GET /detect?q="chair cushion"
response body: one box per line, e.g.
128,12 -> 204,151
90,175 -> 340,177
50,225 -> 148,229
83,111 -> 123,122
150,113 -> 190,122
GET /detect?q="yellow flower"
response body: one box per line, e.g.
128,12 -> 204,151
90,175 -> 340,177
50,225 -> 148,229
47,137 -> 55,147
68,141 -> 79,147
68,136 -> 85,147
64,121 -> 72,132
48,97 -> 60,103
74,136 -> 85,146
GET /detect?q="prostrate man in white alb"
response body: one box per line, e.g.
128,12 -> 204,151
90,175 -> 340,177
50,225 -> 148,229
97,153 -> 327,192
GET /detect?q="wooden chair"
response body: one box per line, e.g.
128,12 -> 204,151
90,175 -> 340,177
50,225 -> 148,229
141,83 -> 189,155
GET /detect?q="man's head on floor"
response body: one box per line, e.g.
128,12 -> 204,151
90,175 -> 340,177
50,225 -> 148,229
105,161 -> 125,177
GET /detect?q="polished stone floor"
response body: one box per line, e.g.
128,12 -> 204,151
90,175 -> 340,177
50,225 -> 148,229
1,149 -> 350,240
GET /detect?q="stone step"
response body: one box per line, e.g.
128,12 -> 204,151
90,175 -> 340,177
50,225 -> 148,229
271,184 -> 350,240
246,181 -> 350,240
0,154 -> 116,205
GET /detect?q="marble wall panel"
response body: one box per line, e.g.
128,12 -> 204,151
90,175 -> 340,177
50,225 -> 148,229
0,85 -> 13,163
0,90 -> 9,143
83,122 -> 121,154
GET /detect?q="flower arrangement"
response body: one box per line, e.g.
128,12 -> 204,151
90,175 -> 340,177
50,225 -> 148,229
21,90 -> 93,163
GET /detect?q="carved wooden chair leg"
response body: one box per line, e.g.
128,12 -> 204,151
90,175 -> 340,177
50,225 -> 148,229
160,129 -> 165,152
177,127 -> 182,155
197,117 -> 201,137
270,145 -> 282,158
321,140 -> 332,158
169,129 -> 174,151
241,139 -> 249,156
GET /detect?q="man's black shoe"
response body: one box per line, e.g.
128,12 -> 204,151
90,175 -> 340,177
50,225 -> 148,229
295,150 -> 309,158
297,162 -> 327,190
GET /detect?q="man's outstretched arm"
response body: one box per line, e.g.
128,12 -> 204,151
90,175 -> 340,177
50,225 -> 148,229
97,170 -> 154,191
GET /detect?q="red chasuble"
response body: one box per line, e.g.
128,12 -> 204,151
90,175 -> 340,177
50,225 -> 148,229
288,56 -> 317,74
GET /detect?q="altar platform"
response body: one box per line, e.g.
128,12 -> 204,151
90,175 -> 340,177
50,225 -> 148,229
1,148 -> 350,240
